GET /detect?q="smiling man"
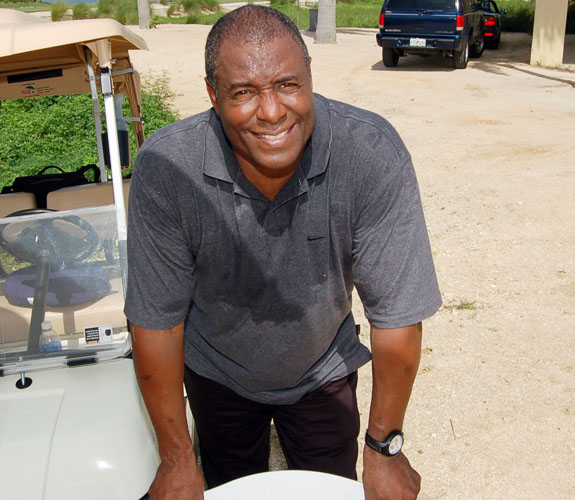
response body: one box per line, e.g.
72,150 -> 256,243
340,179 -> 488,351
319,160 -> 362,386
125,5 -> 441,500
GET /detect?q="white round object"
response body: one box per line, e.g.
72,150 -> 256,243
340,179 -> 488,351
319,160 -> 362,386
204,470 -> 364,500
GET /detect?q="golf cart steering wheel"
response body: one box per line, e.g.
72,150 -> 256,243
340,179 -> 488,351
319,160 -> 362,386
0,208 -> 100,265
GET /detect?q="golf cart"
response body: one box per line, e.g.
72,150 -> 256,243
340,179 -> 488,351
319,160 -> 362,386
0,10 -> 159,499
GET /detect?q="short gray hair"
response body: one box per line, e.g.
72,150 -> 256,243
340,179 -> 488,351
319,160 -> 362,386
205,5 -> 311,90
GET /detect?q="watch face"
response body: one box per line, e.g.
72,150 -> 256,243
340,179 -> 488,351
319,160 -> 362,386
388,434 -> 403,455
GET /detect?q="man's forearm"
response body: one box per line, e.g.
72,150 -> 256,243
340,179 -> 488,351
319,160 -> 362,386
367,323 -> 422,440
131,323 -> 195,462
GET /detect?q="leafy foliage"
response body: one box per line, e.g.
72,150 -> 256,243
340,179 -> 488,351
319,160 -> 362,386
112,0 -> 139,25
498,0 -> 574,35
566,1 -> 575,34
72,2 -> 91,19
499,0 -> 535,34
50,1 -> 68,21
163,0 -> 220,21
0,78 -> 178,188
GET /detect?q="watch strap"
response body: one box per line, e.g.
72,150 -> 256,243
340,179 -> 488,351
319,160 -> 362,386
365,430 -> 404,456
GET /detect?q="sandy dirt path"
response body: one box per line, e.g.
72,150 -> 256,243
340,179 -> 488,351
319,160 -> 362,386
130,26 -> 575,500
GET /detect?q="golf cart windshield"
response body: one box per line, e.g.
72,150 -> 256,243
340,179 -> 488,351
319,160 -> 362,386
0,205 -> 130,375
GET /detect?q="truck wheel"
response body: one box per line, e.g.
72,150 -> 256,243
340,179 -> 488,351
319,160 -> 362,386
453,41 -> 469,69
383,48 -> 399,67
470,33 -> 485,58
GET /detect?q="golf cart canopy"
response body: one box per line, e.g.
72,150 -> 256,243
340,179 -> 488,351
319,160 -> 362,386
0,8 -> 148,147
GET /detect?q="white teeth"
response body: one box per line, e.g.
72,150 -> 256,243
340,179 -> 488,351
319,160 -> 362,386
259,129 -> 289,140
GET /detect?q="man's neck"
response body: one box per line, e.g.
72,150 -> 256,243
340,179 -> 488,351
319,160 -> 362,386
237,160 -> 299,201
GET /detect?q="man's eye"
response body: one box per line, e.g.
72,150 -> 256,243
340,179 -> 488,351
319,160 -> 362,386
279,82 -> 299,92
233,89 -> 253,98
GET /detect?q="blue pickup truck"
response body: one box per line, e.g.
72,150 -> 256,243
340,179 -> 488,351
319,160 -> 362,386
376,0 -> 485,69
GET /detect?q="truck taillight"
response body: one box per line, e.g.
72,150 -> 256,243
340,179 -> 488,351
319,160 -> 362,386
485,17 -> 496,26
379,13 -> 385,28
456,14 -> 464,31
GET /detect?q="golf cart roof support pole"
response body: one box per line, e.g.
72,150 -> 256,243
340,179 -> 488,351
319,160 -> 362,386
100,66 -> 128,295
84,47 -> 107,182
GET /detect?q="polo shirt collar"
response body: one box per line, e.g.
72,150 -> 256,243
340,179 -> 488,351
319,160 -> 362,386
202,93 -> 332,187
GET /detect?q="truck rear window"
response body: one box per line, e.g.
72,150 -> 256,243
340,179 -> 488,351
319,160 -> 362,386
386,0 -> 457,10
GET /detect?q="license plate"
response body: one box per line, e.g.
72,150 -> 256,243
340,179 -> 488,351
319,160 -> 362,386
409,38 -> 426,47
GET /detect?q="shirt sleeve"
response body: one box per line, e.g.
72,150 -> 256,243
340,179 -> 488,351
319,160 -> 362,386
124,141 -> 196,330
352,154 -> 442,329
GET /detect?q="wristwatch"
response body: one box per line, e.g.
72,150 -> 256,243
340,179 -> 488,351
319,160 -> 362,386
365,430 -> 404,456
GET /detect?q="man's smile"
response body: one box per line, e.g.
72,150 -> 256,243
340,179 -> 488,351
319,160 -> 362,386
254,124 -> 294,145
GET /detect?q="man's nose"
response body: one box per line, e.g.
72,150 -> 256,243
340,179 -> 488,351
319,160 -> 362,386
256,90 -> 286,124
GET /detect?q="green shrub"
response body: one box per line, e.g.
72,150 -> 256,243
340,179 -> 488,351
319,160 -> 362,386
270,3 -> 379,29
72,2 -> 91,19
567,0 -> 575,34
112,0 -> 139,24
200,0 -> 219,10
175,0 -> 219,16
499,0 -> 534,34
50,1 -> 69,21
0,77 -> 178,188
185,11 -> 200,23
97,0 -> 115,17
335,2 -> 380,28
179,0 -> 199,11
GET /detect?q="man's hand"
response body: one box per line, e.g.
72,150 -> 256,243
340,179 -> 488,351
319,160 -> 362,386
148,454 -> 205,500
362,446 -> 420,500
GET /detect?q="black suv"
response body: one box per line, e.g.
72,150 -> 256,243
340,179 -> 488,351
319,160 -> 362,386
376,0 -> 485,69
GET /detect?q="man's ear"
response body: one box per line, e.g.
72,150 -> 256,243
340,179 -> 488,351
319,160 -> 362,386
205,77 -> 220,116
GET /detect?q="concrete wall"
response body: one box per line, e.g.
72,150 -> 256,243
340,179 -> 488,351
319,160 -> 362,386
530,0 -> 569,67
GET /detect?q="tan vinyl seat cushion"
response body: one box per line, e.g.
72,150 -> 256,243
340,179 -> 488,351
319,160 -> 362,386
0,192 -> 37,218
47,180 -> 131,211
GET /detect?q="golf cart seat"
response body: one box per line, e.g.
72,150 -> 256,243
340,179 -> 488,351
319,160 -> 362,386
47,179 -> 131,211
0,277 -> 126,343
0,193 -> 37,262
0,191 -> 36,218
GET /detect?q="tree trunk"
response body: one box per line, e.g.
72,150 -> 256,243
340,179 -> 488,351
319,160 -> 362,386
315,0 -> 337,44
138,0 -> 150,29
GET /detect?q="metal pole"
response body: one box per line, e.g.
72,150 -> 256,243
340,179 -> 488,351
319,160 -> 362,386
27,251 -> 50,353
85,47 -> 107,181
138,0 -> 150,29
100,67 -> 129,295
297,0 -> 300,28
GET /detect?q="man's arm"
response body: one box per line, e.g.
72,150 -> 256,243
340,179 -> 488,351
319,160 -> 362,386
131,323 -> 204,500
362,323 -> 423,500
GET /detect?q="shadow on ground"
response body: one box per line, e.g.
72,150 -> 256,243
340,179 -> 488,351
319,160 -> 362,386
370,32 -> 575,85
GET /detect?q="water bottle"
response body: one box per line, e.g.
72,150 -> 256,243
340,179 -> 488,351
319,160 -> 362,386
39,320 -> 62,352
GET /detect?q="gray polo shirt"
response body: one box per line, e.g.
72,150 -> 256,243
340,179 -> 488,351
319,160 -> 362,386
125,94 -> 441,404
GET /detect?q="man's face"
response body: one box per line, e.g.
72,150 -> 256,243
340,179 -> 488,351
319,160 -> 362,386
206,34 -> 315,177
